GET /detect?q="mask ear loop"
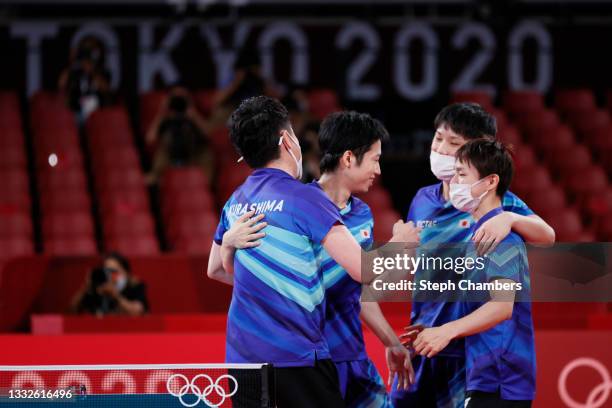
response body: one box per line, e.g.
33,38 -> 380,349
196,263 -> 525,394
236,135 -> 285,163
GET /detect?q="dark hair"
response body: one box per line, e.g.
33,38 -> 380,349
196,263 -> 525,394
103,251 -> 132,274
455,139 -> 514,197
434,103 -> 497,140
229,96 -> 290,168
318,111 -> 389,174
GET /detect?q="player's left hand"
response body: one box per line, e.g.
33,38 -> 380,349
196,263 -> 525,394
473,211 -> 513,256
386,344 -> 415,390
413,326 -> 454,358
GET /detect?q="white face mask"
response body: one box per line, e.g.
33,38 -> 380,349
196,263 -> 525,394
449,178 -> 489,213
280,133 -> 303,180
114,275 -> 128,292
430,151 -> 456,181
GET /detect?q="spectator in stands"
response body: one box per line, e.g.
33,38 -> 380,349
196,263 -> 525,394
299,121 -> 322,182
71,252 -> 149,316
59,35 -> 114,121
208,50 -> 280,129
145,85 -> 213,184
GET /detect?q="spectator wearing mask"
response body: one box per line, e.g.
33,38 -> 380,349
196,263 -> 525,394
71,252 -> 149,316
145,86 -> 213,184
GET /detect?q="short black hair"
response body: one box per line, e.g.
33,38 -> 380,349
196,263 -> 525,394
455,139 -> 514,197
229,96 -> 290,168
434,103 -> 497,140
104,251 -> 131,274
319,111 -> 389,174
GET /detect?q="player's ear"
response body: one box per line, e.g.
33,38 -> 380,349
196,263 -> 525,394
489,174 -> 500,190
341,150 -> 352,169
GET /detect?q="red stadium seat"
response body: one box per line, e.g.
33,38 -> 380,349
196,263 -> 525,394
566,109 -> 610,136
31,104 -> 76,129
451,91 -> 493,111
357,187 -> 393,212
542,207 -> 584,242
38,168 -> 87,192
582,188 -> 612,222
564,165 -> 609,199
99,190 -> 150,216
0,129 -> 25,149
40,190 -> 92,214
86,107 -> 131,133
162,189 -> 215,221
103,213 -> 155,239
308,89 -> 342,120
372,210 -> 402,243
216,162 -> 252,206
512,165 -> 553,196
0,238 -> 34,260
88,127 -> 134,150
92,147 -> 141,171
35,128 -> 79,149
489,108 -> 509,130
0,145 -> 26,168
515,109 -> 560,133
0,213 -> 32,239
35,145 -> 84,170
96,168 -> 145,193
503,91 -> 545,117
107,235 -> 160,255
171,238 -> 213,255
544,144 -> 592,176
140,90 -> 167,136
193,89 -> 218,117
528,124 -> 575,152
0,191 -> 31,213
44,237 -> 98,256
585,125 -> 612,151
161,167 -> 209,192
497,126 -> 523,146
167,212 -> 217,242
597,216 -> 612,240
555,89 -> 597,114
511,144 -> 538,171
524,185 -> 568,215
2,169 -> 29,193
42,212 -> 94,239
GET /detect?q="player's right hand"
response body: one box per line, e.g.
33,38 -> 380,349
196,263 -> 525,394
223,210 -> 267,249
399,324 -> 425,349
392,220 -> 421,247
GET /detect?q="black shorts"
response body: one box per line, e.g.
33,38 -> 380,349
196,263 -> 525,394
466,391 -> 532,408
230,359 -> 345,408
274,359 -> 345,408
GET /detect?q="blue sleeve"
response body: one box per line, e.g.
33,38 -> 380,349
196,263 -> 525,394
502,191 -> 534,217
293,186 -> 343,244
213,203 -> 229,245
484,239 -> 524,282
406,188 -> 423,223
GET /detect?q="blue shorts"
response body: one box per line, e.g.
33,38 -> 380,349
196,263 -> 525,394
390,355 -> 466,408
335,359 -> 392,408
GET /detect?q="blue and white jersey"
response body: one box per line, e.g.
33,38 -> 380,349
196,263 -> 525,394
407,182 -> 533,357
214,168 -> 343,367
464,207 -> 536,401
310,182 -> 374,362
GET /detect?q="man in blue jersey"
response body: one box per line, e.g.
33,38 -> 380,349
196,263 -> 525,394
313,111 -> 415,407
206,97 -> 418,407
392,103 -> 554,408
413,139 -> 535,407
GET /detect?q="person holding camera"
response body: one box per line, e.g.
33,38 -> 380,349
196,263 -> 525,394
59,35 -> 114,121
145,86 -> 213,184
71,252 -> 149,316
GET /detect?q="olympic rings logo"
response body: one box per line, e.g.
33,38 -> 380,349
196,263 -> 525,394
558,357 -> 612,408
166,373 -> 238,407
